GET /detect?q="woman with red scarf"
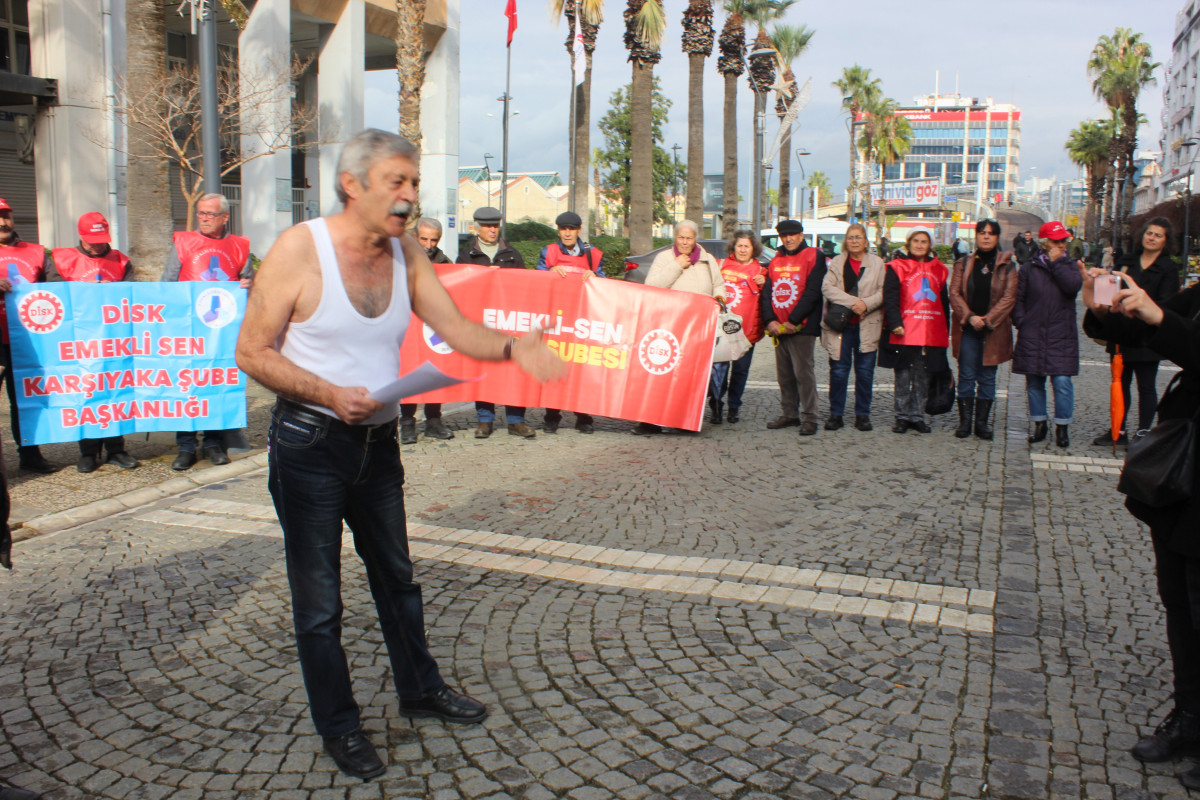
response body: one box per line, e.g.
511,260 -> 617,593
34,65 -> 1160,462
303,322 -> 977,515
709,231 -> 766,423
879,227 -> 951,433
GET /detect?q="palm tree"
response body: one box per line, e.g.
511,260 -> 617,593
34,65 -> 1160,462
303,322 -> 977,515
716,2 -> 748,228
806,169 -> 831,214
1066,119 -> 1115,242
858,96 -> 911,246
553,0 -> 604,240
1087,28 -> 1159,245
624,0 -> 666,254
832,65 -> 881,222
743,1 -> 794,229
125,0 -> 173,271
681,1 -> 714,224
396,0 -> 425,145
770,23 -> 814,220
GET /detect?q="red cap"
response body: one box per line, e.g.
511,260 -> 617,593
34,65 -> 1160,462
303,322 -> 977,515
0,198 -> 11,213
78,212 -> 111,244
1038,221 -> 1070,242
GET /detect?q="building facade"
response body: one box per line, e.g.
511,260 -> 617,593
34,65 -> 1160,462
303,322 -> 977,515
1160,1 -> 1200,202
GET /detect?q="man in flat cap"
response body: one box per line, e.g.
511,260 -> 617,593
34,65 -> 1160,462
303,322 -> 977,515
457,207 -> 536,438
535,211 -> 604,433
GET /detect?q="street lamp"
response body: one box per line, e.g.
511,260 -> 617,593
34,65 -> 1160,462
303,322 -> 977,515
748,45 -> 776,233
483,153 -> 493,185
843,95 -> 856,223
671,143 -> 681,227
795,148 -> 810,222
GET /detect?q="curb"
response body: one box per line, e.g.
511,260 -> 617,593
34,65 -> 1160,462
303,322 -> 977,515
13,452 -> 271,542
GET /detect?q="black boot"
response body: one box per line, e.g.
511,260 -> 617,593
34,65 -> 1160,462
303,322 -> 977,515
955,398 -> 974,438
1132,707 -> 1200,762
1028,421 -> 1048,443
1055,424 -> 1069,448
974,400 -> 994,441
710,401 -> 723,425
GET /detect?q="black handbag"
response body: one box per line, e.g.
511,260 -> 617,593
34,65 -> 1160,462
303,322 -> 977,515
824,302 -> 855,333
1118,375 -> 1198,508
925,367 -> 955,415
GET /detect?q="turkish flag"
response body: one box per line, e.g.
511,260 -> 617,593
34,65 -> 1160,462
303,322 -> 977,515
505,0 -> 517,45
400,266 -> 718,430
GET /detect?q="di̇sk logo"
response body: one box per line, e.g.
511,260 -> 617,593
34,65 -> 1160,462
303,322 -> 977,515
195,287 -> 238,328
771,277 -> 798,308
637,328 -> 681,375
724,280 -> 744,310
18,290 -> 64,334
423,323 -> 454,355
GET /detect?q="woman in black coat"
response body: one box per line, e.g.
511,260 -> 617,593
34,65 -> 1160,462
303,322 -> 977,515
1082,270 -> 1200,791
1092,217 -> 1181,445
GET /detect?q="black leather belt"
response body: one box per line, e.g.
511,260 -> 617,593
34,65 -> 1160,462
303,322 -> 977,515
274,399 -> 398,443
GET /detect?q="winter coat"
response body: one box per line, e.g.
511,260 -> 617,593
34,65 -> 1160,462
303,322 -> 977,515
1011,251 -> 1082,377
949,250 -> 1018,367
645,244 -> 724,301
1083,285 -> 1200,556
1104,252 -> 1181,363
428,246 -> 452,264
456,237 -> 525,268
820,251 -> 886,358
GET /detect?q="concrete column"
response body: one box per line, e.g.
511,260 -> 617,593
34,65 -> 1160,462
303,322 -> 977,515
239,0 -> 293,253
29,0 -> 115,248
418,0 -> 460,260
317,0 -> 364,217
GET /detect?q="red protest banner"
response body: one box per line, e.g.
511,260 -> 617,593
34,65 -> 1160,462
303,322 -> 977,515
400,266 -> 717,430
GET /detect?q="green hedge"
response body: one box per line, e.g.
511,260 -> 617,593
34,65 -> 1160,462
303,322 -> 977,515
507,235 -> 673,278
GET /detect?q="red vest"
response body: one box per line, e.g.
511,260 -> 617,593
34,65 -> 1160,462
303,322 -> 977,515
887,257 -> 949,348
767,246 -> 819,324
52,247 -> 131,283
544,243 -> 603,275
1,242 -> 47,344
721,258 -> 766,344
174,230 -> 250,281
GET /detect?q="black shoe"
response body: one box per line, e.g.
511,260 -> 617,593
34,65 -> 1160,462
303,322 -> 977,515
423,418 -> 454,440
974,400 -> 994,440
400,417 -> 418,444
1092,430 -> 1127,446
854,415 -> 873,432
543,416 -> 560,434
955,398 -> 974,438
18,448 -> 57,474
727,408 -> 740,424
892,420 -> 908,434
322,730 -> 386,780
172,450 -> 197,471
632,422 -> 662,436
910,420 -> 932,434
1028,420 -> 1048,443
76,455 -> 100,474
575,421 -> 594,434
710,403 -> 723,425
203,447 -> 230,466
825,415 -> 844,431
0,783 -> 42,800
1182,765 -> 1200,790
400,686 -> 488,724
1055,424 -> 1069,449
107,451 -> 140,469
1132,707 -> 1200,763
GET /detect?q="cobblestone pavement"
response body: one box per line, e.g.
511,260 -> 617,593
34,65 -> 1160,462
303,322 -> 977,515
0,320 -> 1192,799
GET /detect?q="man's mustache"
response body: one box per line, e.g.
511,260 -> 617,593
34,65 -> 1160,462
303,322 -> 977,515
390,201 -> 414,218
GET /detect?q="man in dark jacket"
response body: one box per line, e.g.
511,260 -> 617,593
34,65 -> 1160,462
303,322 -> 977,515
1014,231 -> 1038,264
399,217 -> 455,444
761,219 -> 827,435
457,207 -> 536,438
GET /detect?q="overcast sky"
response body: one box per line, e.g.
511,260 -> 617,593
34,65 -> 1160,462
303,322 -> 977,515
365,0 -> 1175,212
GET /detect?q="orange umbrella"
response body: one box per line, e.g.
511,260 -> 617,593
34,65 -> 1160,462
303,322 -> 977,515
1110,345 -> 1125,452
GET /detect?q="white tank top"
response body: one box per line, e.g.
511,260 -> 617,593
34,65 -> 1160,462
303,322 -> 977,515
278,218 -> 411,425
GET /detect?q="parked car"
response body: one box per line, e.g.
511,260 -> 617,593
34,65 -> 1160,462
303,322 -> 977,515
623,239 -> 775,284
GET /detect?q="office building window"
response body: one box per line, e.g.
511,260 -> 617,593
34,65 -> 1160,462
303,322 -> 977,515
924,163 -> 943,180
884,163 -> 901,180
945,163 -> 963,184
0,0 -> 31,75
903,162 -> 922,179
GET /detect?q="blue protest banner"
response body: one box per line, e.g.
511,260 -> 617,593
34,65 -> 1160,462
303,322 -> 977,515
5,282 -> 247,445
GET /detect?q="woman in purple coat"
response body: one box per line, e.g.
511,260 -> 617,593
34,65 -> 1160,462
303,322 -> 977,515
1012,221 -> 1083,448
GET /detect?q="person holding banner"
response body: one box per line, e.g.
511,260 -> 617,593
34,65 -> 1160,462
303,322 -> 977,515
759,219 -> 826,436
0,199 -> 58,474
636,220 -> 724,435
537,211 -> 602,433
710,230 -> 765,424
161,193 -> 252,471
821,223 -> 885,432
880,227 -> 950,434
49,213 -> 140,472
457,206 -> 536,439
236,129 -> 566,780
399,218 -> 454,444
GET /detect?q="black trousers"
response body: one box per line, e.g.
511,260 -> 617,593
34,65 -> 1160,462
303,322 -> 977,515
0,343 -> 30,453
1153,534 -> 1200,713
399,403 -> 442,420
1121,360 -> 1160,433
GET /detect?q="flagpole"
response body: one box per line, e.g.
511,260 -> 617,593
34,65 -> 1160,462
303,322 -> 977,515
568,65 -> 576,214
500,45 -> 513,241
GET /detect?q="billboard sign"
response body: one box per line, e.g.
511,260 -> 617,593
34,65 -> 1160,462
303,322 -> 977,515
703,174 -> 725,213
867,179 -> 942,209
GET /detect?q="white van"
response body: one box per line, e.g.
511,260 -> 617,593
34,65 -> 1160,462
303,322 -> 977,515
760,219 -> 851,256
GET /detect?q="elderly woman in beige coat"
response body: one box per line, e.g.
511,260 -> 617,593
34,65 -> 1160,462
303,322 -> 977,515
820,223 -> 886,431
634,220 -> 724,435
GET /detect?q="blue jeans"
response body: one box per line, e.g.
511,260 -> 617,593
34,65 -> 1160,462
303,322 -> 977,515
268,402 -> 444,737
475,402 -> 525,425
709,343 -> 756,409
956,327 -> 997,401
827,325 -> 877,417
1025,374 -> 1074,424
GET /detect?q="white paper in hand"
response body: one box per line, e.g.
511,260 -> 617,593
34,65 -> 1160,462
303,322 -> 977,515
369,362 -> 479,406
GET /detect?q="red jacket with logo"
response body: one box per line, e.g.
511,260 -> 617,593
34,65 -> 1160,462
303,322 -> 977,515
173,231 -> 250,281
720,258 -> 766,344
759,241 -> 826,335
884,257 -> 950,348
0,242 -> 46,344
52,247 -> 131,284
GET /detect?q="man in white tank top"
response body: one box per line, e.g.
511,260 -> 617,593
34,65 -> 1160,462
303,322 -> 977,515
236,130 -> 565,781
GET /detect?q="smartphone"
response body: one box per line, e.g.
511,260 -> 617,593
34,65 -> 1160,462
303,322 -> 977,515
1094,274 -> 1121,306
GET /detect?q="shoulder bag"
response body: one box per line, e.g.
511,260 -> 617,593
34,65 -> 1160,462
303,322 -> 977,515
1118,374 -> 1199,508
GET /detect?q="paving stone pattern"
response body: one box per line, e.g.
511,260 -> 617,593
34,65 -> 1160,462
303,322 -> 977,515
0,317 -> 1192,799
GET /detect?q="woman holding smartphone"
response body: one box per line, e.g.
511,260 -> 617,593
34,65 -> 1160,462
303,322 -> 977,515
1082,270 -> 1200,791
